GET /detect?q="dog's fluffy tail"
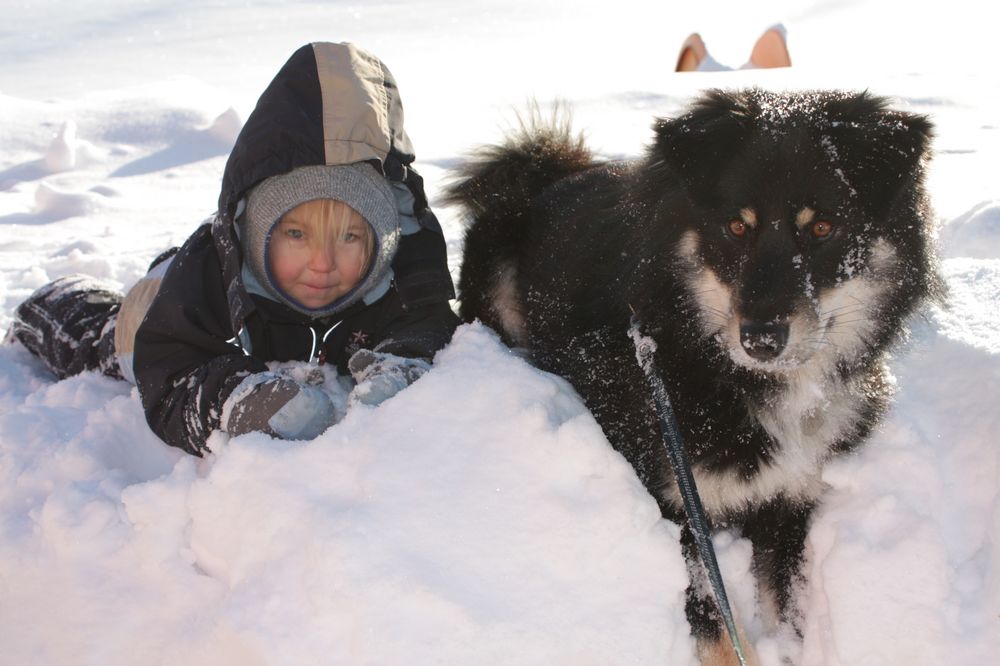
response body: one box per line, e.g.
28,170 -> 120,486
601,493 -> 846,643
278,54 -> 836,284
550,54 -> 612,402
444,107 -> 595,217
446,108 -> 596,335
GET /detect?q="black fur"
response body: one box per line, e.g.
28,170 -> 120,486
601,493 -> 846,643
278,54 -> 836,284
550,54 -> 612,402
448,89 -> 940,661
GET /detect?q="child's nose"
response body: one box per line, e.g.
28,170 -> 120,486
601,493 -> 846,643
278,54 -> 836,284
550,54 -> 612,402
309,243 -> 336,271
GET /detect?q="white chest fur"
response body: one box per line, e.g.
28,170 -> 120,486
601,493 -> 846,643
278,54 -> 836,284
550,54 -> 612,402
680,366 -> 863,517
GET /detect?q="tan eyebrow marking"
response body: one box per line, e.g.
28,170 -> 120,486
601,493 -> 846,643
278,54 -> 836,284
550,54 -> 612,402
796,207 -> 816,230
740,207 -> 758,228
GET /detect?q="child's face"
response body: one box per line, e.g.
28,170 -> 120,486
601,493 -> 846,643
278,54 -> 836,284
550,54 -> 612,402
269,199 -> 371,309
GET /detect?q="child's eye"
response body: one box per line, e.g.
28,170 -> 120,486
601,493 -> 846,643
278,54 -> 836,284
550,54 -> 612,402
284,228 -> 304,241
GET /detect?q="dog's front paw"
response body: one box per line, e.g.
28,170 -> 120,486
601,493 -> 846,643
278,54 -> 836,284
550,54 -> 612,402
696,630 -> 760,666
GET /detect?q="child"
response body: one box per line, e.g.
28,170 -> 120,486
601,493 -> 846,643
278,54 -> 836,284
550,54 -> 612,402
6,42 -> 460,456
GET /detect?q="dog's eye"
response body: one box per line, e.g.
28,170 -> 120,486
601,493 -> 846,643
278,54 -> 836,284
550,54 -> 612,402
811,220 -> 835,239
727,219 -> 749,238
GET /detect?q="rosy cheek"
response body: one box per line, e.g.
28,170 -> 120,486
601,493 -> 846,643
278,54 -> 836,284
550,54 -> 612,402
269,248 -> 299,283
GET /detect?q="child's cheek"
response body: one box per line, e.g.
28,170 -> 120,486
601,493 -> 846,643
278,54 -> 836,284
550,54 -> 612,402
269,242 -> 303,285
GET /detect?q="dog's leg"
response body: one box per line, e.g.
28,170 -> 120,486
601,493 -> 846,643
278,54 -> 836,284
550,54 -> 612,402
681,522 -> 723,643
743,498 -> 814,643
680,524 -> 760,666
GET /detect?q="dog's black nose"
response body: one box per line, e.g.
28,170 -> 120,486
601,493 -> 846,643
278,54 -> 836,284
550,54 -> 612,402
739,319 -> 789,361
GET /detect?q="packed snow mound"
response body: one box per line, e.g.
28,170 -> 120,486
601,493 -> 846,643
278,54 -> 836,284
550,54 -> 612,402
803,328 -> 1000,665
933,259 -> 1000,354
33,181 -> 115,219
43,121 -> 79,172
940,200 -> 1000,258
43,120 -> 107,172
0,324 -> 694,666
110,106 -> 240,177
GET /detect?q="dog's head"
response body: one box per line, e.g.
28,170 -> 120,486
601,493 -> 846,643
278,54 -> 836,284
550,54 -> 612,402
646,89 -> 935,373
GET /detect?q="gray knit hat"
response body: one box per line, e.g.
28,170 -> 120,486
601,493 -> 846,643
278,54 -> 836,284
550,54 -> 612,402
241,163 -> 400,317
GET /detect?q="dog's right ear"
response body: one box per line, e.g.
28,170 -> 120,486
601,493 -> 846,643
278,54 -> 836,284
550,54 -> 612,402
650,89 -> 753,204
821,92 -> 934,220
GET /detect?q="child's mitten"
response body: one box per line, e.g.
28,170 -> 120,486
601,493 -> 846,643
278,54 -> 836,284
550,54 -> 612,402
348,349 -> 431,407
223,372 -> 337,440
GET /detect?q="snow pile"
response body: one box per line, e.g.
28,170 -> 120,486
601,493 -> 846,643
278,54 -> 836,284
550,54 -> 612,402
940,200 -> 1000,259
0,325 -> 693,665
802,328 -> 1000,665
42,120 -> 108,172
33,181 -> 116,219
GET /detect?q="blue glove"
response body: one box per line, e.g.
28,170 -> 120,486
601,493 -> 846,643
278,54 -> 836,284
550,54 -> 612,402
223,372 -> 337,440
348,349 -> 431,407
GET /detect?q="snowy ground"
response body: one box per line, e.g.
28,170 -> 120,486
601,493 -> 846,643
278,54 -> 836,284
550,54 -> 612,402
1,1 -> 998,664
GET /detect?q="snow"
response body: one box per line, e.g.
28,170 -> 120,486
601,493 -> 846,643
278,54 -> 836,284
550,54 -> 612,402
1,1 -> 998,664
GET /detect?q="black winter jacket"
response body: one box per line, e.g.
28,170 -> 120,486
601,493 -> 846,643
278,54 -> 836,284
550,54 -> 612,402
131,42 -> 458,455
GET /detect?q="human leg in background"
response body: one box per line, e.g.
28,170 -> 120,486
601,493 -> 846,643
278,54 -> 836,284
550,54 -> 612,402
675,33 -> 708,72
746,24 -> 791,69
675,24 -> 791,72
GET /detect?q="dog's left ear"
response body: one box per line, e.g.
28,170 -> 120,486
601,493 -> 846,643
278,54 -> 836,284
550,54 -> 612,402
650,89 -> 753,204
823,92 -> 933,217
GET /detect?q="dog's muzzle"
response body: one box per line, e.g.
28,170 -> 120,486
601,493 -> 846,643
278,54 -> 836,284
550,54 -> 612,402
739,319 -> 789,361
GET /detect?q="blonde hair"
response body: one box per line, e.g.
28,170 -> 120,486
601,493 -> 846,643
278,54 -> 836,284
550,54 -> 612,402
288,199 -> 375,272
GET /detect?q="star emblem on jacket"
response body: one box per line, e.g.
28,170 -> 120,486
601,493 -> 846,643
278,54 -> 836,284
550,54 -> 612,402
344,329 -> 371,358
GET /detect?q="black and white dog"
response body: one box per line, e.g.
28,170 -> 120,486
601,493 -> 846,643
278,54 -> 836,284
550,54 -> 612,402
448,89 -> 940,664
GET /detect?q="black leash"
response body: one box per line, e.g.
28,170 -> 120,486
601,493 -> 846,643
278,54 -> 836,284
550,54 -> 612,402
628,313 -> 748,666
